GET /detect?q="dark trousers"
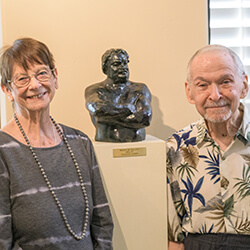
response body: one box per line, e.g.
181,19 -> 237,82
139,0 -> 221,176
184,233 -> 250,250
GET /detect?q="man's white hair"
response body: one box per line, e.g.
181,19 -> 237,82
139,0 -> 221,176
186,44 -> 245,83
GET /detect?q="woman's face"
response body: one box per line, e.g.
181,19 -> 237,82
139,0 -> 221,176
5,63 -> 58,114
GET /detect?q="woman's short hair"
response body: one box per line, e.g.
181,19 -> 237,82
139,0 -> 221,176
0,37 -> 55,88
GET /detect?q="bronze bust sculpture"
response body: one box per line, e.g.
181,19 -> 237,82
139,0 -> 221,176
85,48 -> 152,142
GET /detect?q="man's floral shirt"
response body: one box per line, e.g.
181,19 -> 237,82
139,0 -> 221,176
166,104 -> 250,242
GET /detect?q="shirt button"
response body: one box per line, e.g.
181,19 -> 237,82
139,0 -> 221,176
221,176 -> 229,190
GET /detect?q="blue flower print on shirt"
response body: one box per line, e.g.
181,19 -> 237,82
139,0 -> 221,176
181,176 -> 205,216
173,130 -> 196,151
200,149 -> 220,184
198,223 -> 214,234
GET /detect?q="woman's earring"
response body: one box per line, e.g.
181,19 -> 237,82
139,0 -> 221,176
7,94 -> 13,102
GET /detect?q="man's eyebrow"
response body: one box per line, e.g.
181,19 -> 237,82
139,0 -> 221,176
193,74 -> 235,82
192,76 -> 207,82
220,73 -> 235,79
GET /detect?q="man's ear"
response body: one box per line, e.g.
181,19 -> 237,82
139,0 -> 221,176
185,81 -> 195,104
240,74 -> 249,99
1,85 -> 13,102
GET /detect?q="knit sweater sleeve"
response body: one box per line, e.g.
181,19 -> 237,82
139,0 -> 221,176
83,136 -> 114,250
0,157 -> 13,249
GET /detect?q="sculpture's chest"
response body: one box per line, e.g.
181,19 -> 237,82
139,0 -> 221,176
99,87 -> 130,103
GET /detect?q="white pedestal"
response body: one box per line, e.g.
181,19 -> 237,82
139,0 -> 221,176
93,135 -> 167,250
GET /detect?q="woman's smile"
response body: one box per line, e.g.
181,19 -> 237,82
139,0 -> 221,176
27,91 -> 48,99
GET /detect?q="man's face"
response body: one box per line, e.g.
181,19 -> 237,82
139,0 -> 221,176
106,53 -> 129,83
185,50 -> 248,124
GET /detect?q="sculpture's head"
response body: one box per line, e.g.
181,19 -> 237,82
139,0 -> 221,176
102,48 -> 129,83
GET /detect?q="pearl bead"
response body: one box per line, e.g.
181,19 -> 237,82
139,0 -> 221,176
14,113 -> 89,241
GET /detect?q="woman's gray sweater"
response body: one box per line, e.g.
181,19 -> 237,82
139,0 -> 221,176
0,124 -> 113,250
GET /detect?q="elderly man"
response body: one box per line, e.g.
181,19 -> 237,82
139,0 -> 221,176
166,45 -> 250,250
85,48 -> 152,142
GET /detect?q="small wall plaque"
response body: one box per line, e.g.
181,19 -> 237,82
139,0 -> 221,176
113,147 -> 147,158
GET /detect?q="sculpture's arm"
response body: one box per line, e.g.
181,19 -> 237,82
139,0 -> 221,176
91,93 -> 151,129
85,83 -> 152,128
85,85 -> 136,120
86,102 -> 135,119
116,84 -> 152,128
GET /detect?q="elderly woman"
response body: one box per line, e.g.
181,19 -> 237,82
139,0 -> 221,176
0,38 -> 113,250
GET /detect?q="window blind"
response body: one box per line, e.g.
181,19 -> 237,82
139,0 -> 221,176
209,0 -> 250,106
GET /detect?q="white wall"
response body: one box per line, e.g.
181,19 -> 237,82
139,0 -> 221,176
0,1 -> 6,127
0,0 -> 208,140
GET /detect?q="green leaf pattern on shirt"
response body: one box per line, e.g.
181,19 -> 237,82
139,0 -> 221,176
166,112 -> 250,241
234,164 -> 250,200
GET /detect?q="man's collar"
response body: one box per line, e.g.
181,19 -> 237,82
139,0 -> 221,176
198,103 -> 250,145
195,118 -> 210,146
235,103 -> 250,144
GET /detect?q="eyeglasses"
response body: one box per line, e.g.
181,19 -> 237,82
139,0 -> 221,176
8,68 -> 55,88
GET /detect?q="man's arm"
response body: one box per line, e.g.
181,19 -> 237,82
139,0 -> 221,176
168,241 -> 185,250
166,140 -> 186,244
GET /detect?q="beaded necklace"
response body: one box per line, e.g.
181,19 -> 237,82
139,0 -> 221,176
14,113 -> 89,240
